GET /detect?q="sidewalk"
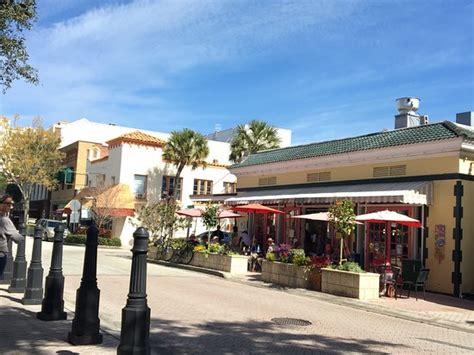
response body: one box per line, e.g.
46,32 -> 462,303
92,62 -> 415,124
154,260 -> 474,334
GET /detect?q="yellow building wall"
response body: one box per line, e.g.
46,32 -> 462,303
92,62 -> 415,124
425,180 -> 456,294
460,180 -> 474,295
237,156 -> 460,188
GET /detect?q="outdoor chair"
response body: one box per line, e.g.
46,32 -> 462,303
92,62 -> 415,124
381,266 -> 402,299
403,268 -> 430,300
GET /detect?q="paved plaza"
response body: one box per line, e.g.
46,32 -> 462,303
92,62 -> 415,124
0,237 -> 473,354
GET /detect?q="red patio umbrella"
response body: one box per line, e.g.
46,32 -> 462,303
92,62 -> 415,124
355,210 -> 422,228
176,208 -> 203,218
231,203 -> 284,215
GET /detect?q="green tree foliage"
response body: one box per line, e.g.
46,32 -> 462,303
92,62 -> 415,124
201,204 -> 219,247
135,198 -> 187,242
229,120 -> 281,163
162,128 -> 209,200
328,199 -> 357,266
0,0 -> 38,93
0,117 -> 64,221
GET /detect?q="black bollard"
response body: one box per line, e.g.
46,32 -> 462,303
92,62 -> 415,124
0,239 -> 13,284
117,227 -> 151,355
68,224 -> 103,345
22,226 -> 44,304
37,224 -> 67,321
8,223 -> 27,293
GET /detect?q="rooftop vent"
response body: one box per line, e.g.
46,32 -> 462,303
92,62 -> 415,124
394,97 -> 428,129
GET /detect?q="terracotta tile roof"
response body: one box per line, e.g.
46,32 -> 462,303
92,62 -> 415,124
232,121 -> 474,168
107,131 -> 166,148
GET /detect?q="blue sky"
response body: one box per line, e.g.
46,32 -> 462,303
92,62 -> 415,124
1,0 -> 473,145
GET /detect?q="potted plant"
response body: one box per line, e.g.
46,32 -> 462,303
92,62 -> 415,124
323,199 -> 380,300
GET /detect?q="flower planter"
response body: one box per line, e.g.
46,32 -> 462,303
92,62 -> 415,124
261,260 -> 322,290
190,253 -> 248,275
148,245 -> 159,259
321,268 -> 380,300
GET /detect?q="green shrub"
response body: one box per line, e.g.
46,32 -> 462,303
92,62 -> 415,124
65,234 -> 121,247
330,261 -> 364,273
208,243 -> 221,253
291,249 -> 308,266
266,252 -> 277,262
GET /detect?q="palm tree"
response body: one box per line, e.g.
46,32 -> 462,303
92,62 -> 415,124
229,120 -> 281,163
162,128 -> 209,200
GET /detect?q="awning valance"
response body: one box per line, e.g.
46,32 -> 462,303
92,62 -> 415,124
225,181 -> 433,206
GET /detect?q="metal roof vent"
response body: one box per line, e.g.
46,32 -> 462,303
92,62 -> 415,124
395,97 -> 428,129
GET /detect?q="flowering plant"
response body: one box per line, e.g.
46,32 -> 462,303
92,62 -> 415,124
278,244 -> 291,263
309,255 -> 331,270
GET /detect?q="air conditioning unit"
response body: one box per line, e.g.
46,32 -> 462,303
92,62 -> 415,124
419,115 -> 429,125
136,193 -> 145,199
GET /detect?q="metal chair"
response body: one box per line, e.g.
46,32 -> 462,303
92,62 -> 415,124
403,268 -> 430,300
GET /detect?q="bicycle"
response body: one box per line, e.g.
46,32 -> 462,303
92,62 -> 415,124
170,239 -> 195,265
153,236 -> 175,262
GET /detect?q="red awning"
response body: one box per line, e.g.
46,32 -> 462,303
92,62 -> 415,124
231,203 -> 284,214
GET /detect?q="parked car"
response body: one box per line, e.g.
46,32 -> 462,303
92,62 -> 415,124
36,219 -> 69,241
196,231 -> 232,244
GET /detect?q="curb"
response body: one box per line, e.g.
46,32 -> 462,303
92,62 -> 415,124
147,258 -> 226,278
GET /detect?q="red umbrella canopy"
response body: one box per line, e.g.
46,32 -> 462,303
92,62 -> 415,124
176,208 -> 203,218
231,203 -> 284,214
217,210 -> 242,219
355,210 -> 422,228
293,212 -> 363,224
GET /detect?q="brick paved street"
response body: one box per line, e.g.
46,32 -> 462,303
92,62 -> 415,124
1,238 -> 473,354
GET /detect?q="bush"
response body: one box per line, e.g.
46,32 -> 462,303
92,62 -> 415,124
330,261 -> 364,273
278,244 -> 291,263
266,252 -> 277,262
65,234 -> 121,247
208,243 -> 221,253
291,249 -> 309,266
193,245 -> 206,253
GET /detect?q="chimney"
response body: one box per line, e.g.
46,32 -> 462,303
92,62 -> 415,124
456,112 -> 473,126
394,97 -> 429,129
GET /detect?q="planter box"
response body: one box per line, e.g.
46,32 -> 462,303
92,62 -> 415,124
321,268 -> 380,300
190,253 -> 249,275
261,260 -> 322,291
148,245 -> 159,260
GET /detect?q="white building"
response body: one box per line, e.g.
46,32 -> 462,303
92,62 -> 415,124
87,130 -> 237,247
206,124 -> 292,148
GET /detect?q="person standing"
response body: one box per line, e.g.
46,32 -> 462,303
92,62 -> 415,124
0,195 -> 23,277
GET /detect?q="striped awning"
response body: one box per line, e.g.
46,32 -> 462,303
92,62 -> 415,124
225,181 -> 433,206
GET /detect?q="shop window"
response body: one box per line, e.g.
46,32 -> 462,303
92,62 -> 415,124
258,176 -> 277,186
162,175 -> 183,200
193,179 -> 213,195
307,171 -> 331,182
224,182 -> 236,194
133,174 -> 147,199
373,165 -> 406,178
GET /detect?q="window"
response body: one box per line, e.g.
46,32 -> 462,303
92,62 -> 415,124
133,174 -> 147,199
224,182 -> 236,194
373,165 -> 406,178
307,171 -> 331,182
162,176 -> 183,200
258,176 -> 277,186
111,176 -> 116,185
193,179 -> 213,195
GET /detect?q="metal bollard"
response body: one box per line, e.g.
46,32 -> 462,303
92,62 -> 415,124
22,226 -> 44,304
8,223 -> 27,293
0,239 -> 13,284
37,224 -> 67,321
68,224 -> 103,345
117,227 -> 151,355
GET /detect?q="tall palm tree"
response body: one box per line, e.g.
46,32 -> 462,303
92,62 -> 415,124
162,128 -> 209,200
229,120 -> 281,163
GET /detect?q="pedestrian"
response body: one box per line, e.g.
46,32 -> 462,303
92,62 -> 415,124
0,195 -> 24,277
240,230 -> 251,250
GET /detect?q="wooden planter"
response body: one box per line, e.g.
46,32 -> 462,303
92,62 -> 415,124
190,253 -> 249,275
261,260 -> 322,290
321,268 -> 380,300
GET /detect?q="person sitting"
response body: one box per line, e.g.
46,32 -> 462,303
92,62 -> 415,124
240,230 -> 251,251
230,226 -> 241,252
211,225 -> 225,243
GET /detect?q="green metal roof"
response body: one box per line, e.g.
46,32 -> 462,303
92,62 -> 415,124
232,121 -> 474,169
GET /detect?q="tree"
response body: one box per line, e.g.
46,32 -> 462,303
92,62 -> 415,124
162,128 -> 209,200
229,120 -> 281,163
0,117 -> 64,221
135,198 -> 187,243
1,0 -> 38,93
328,199 -> 357,266
201,204 -> 219,247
